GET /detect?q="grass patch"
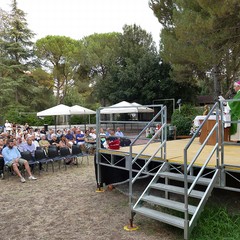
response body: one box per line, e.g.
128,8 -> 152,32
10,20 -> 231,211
191,205 -> 240,240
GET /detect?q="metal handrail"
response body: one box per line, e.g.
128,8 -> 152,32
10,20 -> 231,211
187,123 -> 218,171
130,106 -> 166,146
132,139 -> 167,184
184,102 -> 219,151
188,143 -> 218,195
128,105 -> 167,214
131,123 -> 167,164
183,101 -> 220,235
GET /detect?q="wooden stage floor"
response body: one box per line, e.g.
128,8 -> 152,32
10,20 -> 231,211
99,138 -> 240,171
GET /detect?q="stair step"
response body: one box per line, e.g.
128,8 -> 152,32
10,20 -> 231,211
150,183 -> 204,199
159,172 -> 211,185
142,195 -> 197,215
134,206 -> 184,229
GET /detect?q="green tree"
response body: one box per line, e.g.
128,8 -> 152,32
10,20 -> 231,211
78,32 -> 121,106
0,0 -> 39,117
95,24 -> 193,105
150,0 -> 240,99
35,35 -> 79,104
30,68 -> 55,111
91,24 -> 159,105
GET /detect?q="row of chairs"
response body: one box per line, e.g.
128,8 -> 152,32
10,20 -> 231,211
20,144 -> 90,174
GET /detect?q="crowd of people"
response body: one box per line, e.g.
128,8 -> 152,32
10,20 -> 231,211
0,123 -> 126,182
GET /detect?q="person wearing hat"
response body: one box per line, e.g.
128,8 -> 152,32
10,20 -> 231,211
229,80 -> 240,141
2,139 -> 37,183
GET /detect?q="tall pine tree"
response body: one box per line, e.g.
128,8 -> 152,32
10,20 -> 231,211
0,0 -> 36,114
150,0 -> 240,99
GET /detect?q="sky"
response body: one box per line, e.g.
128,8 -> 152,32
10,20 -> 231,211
0,0 -> 161,45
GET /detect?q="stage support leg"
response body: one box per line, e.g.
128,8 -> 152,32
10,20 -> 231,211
124,212 -> 139,231
220,168 -> 226,187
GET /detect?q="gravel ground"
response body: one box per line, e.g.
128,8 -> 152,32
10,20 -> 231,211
0,156 -> 179,240
1,155 -> 238,240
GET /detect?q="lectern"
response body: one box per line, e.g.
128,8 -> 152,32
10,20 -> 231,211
194,115 -> 230,145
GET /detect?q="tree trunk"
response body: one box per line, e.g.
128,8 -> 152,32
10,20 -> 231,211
212,65 -> 221,101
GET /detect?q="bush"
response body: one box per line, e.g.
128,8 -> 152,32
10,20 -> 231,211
171,104 -> 201,136
3,110 -> 54,126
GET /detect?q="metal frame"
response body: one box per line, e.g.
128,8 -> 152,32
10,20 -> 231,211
95,100 -> 240,239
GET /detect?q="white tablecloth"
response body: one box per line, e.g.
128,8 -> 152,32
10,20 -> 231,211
194,115 -> 231,128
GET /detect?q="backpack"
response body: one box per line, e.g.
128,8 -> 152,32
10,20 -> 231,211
108,139 -> 120,150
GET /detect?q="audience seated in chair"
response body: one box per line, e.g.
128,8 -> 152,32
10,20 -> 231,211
49,134 -> 60,148
2,139 -> 37,183
100,128 -> 107,148
38,134 -> 50,152
31,134 -> 40,148
23,136 -> 36,158
65,129 -> 75,145
0,139 -> 5,179
84,130 -> 96,154
16,136 -> 26,153
75,128 -> 86,152
115,127 -> 124,137
59,135 -> 72,149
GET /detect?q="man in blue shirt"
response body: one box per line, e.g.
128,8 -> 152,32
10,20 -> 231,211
23,137 -> 36,157
2,139 -> 37,183
115,127 -> 124,137
65,129 -> 75,145
75,129 -> 85,145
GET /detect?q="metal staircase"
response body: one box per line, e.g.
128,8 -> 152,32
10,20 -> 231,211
129,102 -> 223,239
132,163 -> 220,239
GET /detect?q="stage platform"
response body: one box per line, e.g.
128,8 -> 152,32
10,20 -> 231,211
99,138 -> 240,171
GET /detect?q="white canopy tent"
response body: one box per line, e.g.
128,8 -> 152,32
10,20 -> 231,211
37,104 -> 71,117
131,102 -> 154,113
37,104 -> 96,117
69,105 -> 96,130
100,101 -> 153,114
37,104 -> 96,130
69,105 -> 96,115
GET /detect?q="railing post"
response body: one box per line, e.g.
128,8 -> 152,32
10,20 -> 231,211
96,109 -> 102,189
184,148 -> 189,239
128,146 -> 133,224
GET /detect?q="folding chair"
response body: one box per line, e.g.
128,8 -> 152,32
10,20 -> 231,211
35,149 -> 54,173
59,147 -> 76,170
72,144 -> 89,165
47,147 -> 64,170
21,151 -> 39,174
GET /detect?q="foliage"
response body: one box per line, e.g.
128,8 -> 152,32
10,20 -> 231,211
191,205 -> 240,240
0,1 -> 204,125
4,109 -> 54,126
150,0 -> 240,99
0,0 -> 39,116
78,32 -> 121,106
171,104 -> 201,136
105,24 -> 160,104
35,35 -> 79,104
70,114 -> 96,125
91,24 -> 173,105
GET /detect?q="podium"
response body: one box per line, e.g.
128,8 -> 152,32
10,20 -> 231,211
194,116 -> 230,145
